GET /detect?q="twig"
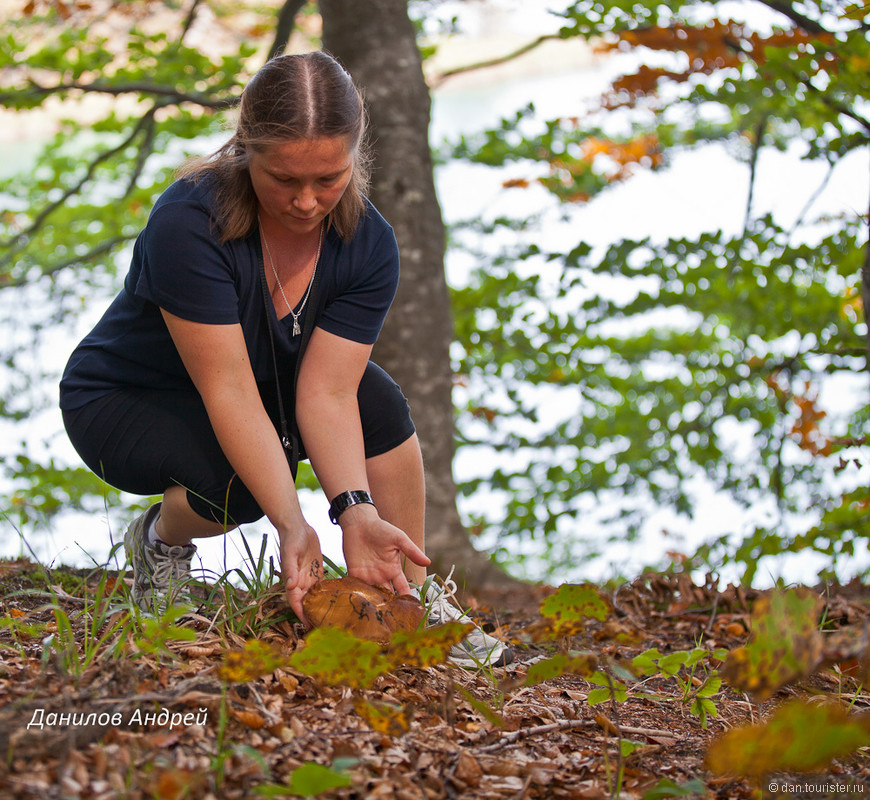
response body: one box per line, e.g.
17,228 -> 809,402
0,81 -> 238,109
429,34 -> 561,88
474,719 -> 595,752
705,592 -> 720,635
0,109 -> 157,260
473,718 -> 681,753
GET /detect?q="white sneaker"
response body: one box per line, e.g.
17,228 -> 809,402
415,571 -> 513,669
124,503 -> 197,613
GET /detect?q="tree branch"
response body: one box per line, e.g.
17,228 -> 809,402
0,108 -> 157,268
0,81 -> 239,110
268,0 -> 307,61
179,0 -> 203,43
0,235 -> 136,289
754,0 -> 827,35
742,115 -> 768,236
429,33 -> 561,88
861,155 -> 870,399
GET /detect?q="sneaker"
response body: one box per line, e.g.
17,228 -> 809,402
124,503 -> 197,613
416,571 -> 513,669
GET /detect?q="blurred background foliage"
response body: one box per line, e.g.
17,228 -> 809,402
1,0 -> 868,586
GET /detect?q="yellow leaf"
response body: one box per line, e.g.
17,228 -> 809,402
706,700 -> 870,778
386,621 -> 472,669
721,588 -> 823,701
352,697 -> 412,736
218,639 -> 287,683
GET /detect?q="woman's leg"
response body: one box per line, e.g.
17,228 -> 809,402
366,433 -> 427,585
354,362 -> 426,585
156,484 -> 237,545
62,387 -> 265,538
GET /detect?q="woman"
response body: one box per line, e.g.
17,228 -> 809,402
60,51 -> 511,668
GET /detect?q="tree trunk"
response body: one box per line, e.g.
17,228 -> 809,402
319,0 -> 516,589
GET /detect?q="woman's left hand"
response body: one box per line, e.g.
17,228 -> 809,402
340,504 -> 430,595
280,522 -> 324,627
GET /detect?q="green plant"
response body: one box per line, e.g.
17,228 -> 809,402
40,569 -> 137,680
631,646 -> 728,729
132,605 -> 197,660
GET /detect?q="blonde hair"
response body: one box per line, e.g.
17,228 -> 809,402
178,51 -> 371,243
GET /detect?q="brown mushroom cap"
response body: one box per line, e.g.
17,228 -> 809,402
302,576 -> 426,642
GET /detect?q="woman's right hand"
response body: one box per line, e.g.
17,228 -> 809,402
280,524 -> 324,627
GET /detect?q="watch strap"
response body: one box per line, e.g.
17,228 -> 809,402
328,490 -> 375,524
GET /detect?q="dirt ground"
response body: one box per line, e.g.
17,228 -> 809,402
1,558 -> 868,799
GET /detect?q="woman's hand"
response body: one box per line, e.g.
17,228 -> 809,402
280,524 -> 324,627
340,504 -> 430,595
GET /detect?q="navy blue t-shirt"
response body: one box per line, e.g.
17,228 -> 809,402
60,177 -> 399,410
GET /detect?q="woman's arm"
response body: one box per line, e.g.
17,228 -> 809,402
160,310 -> 323,622
296,327 -> 429,594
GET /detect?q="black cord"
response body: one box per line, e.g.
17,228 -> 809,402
256,232 -> 322,472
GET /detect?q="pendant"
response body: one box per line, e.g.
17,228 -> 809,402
292,317 -> 301,336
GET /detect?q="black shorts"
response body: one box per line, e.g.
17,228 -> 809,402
61,362 -> 415,525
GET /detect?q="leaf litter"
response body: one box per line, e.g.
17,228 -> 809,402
0,558 -> 869,799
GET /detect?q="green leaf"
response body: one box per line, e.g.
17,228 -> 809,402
289,627 -> 390,689
620,738 -> 643,757
254,761 -> 355,797
587,671 -> 628,706
524,652 -> 599,685
696,677 -> 722,698
658,651 -> 690,676
643,778 -> 708,799
537,584 -> 609,636
690,697 -> 717,729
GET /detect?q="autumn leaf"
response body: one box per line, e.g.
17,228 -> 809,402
525,652 -> 599,685
289,627 -> 390,689
386,621 -> 473,669
231,708 -> 266,730
352,697 -> 413,736
531,583 -> 610,639
705,700 -> 870,778
721,588 -> 823,701
150,768 -> 208,800
219,639 -> 287,683
789,384 -> 832,457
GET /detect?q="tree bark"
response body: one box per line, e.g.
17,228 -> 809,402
319,0 -> 516,589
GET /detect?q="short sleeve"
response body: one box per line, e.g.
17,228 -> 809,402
134,199 -> 241,325
317,223 -> 400,344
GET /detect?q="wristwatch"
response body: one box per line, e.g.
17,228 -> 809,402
328,490 -> 375,524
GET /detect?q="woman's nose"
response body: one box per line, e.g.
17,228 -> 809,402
293,186 -> 317,212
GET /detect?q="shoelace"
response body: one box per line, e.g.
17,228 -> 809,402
149,545 -> 193,590
423,567 -> 470,624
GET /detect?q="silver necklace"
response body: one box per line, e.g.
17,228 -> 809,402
259,217 -> 324,337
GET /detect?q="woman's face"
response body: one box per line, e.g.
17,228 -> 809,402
249,137 -> 355,236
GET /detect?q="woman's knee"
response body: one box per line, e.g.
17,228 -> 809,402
185,479 -> 264,527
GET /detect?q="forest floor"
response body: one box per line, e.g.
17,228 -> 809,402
0,557 -> 869,800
